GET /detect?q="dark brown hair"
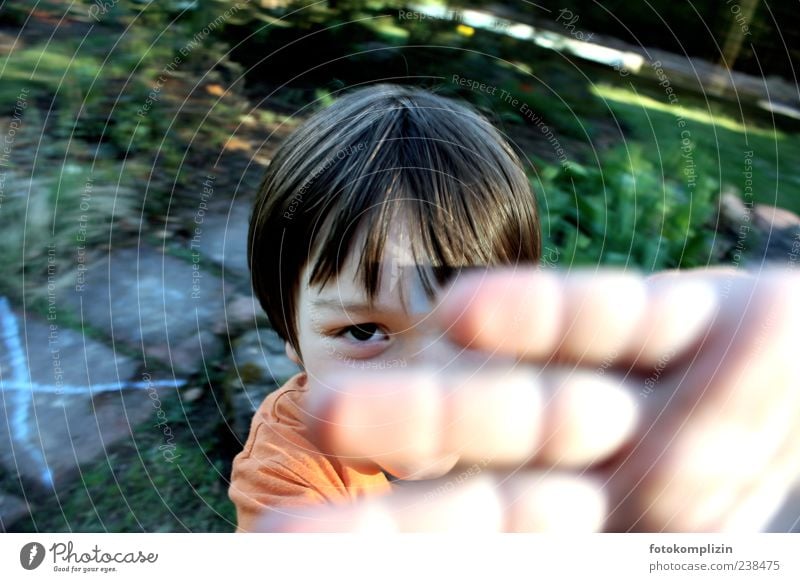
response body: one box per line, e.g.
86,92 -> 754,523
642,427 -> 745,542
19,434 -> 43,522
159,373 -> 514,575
248,84 -> 541,355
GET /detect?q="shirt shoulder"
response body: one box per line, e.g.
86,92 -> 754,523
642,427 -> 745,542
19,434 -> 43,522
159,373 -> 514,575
229,373 -> 391,531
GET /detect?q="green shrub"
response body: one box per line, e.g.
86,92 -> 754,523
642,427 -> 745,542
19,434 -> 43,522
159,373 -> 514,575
534,145 -> 719,270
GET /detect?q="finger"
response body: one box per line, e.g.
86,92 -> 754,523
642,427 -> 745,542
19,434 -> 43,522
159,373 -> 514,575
252,475 -> 502,533
630,275 -> 718,367
305,366 -> 640,473
304,370 -> 446,480
669,270 -> 798,418
719,432 -> 800,532
605,400 -> 800,532
253,499 -> 399,533
254,471 -> 607,532
442,367 -> 639,468
438,269 -> 720,369
534,369 -> 639,467
436,269 -> 564,361
498,471 -> 607,532
387,471 -> 607,532
604,271 -> 800,531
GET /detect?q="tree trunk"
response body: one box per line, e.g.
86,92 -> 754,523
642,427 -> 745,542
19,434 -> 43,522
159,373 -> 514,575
720,0 -> 760,70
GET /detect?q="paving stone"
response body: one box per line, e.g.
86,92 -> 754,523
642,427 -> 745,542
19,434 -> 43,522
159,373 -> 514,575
227,327 -> 300,438
0,298 -> 178,490
58,245 -> 225,374
232,328 -> 300,385
213,293 -> 269,336
192,198 -> 252,279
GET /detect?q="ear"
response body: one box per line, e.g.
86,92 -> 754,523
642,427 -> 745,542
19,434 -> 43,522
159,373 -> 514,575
285,342 -> 300,365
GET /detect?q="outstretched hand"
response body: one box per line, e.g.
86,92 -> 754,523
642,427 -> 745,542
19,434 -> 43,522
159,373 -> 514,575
256,268 -> 800,532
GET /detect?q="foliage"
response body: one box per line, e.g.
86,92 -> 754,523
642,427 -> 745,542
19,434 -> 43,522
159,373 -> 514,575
535,145 -> 719,270
594,83 -> 800,215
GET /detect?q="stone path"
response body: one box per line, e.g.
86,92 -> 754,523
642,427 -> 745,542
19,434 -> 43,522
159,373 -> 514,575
58,246 -> 226,375
0,198 -> 300,530
0,296 -> 185,523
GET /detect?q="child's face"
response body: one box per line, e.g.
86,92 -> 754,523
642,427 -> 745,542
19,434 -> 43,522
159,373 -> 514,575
286,220 -> 469,479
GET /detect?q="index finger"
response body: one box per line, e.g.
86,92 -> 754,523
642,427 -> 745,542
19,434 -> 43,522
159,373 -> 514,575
435,268 -> 722,369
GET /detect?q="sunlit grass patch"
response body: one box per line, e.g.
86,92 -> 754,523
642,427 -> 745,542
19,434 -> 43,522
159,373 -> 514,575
592,83 -> 800,214
593,84 -> 778,138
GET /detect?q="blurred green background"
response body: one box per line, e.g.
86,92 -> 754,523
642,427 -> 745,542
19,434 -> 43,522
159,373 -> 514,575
1,0 -> 798,532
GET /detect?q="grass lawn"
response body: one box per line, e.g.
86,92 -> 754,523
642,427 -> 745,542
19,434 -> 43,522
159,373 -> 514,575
12,388 -> 237,533
592,83 -> 800,215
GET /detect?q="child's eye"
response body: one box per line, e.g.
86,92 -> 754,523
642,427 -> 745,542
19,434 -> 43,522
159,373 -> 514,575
339,323 -> 388,342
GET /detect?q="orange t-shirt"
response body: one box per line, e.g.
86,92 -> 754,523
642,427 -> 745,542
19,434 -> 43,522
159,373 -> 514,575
229,373 -> 392,532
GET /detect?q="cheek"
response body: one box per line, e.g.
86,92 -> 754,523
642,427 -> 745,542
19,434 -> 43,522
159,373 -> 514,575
334,340 -> 392,361
297,337 -> 383,379
317,332 -> 396,364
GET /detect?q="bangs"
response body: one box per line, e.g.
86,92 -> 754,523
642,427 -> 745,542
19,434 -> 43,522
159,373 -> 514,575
304,121 -> 539,302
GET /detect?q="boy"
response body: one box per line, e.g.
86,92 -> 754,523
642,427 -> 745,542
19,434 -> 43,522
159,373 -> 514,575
231,84 -> 800,532
231,83 -> 540,531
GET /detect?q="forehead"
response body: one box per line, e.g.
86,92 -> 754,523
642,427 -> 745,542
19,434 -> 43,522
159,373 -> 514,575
305,219 -> 436,315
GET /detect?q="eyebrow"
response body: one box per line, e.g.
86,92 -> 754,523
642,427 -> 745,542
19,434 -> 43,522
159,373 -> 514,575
310,298 -> 404,315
